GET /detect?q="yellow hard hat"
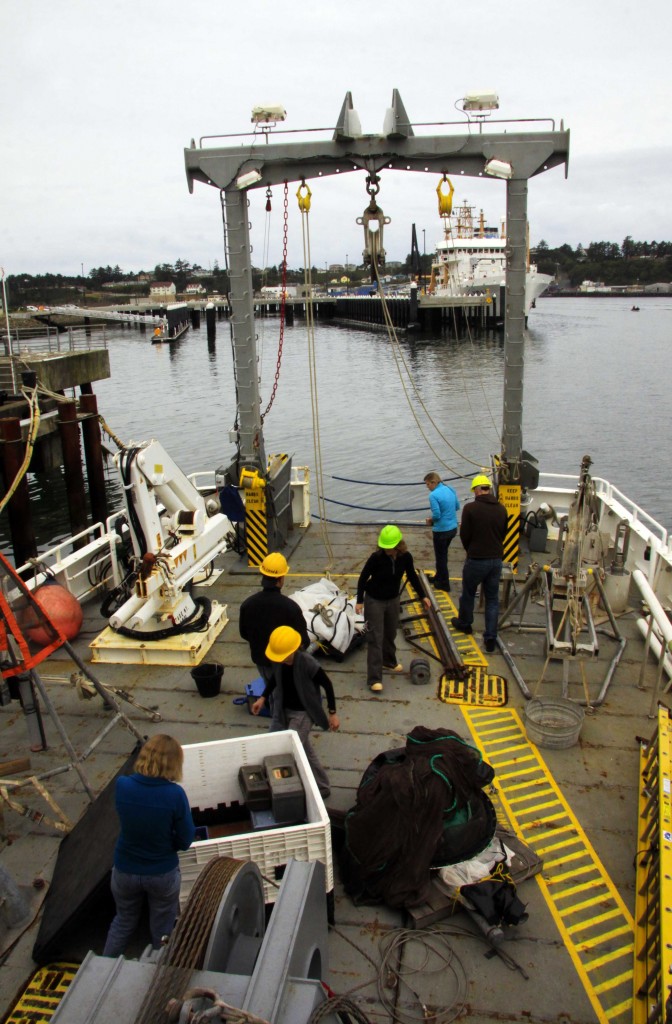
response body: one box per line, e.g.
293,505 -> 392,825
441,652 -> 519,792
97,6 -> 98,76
378,525 -> 403,549
471,474 -> 492,489
260,552 -> 289,577
265,625 -> 301,662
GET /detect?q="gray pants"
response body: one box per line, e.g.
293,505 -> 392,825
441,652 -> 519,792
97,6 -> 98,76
364,594 -> 400,685
271,709 -> 330,798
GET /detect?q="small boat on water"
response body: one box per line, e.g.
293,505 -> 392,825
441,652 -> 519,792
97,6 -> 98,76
152,302 -> 190,343
427,197 -> 553,316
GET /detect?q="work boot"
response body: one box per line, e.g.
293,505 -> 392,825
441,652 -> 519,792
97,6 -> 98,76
451,618 -> 473,635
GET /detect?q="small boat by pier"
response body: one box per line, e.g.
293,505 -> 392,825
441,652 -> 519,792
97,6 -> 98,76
151,302 -> 189,343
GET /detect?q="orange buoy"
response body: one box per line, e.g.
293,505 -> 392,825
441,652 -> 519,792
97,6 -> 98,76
26,582 -> 84,645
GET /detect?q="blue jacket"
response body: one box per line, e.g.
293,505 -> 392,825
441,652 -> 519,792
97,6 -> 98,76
429,482 -> 459,532
113,773 -> 195,875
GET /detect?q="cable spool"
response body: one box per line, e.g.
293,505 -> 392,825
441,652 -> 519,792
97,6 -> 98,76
133,857 -> 265,1024
409,657 -> 431,686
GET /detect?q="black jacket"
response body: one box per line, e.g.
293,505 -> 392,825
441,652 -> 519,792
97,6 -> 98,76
357,548 -> 424,604
459,493 -> 508,559
238,585 -> 309,666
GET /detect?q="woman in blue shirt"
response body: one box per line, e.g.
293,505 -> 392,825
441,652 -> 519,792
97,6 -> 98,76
103,734 -> 195,957
424,471 -> 460,591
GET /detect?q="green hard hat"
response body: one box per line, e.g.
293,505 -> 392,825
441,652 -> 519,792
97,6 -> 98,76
378,524 -> 403,549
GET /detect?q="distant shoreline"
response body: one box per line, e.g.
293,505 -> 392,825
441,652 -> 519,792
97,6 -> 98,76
542,290 -> 669,299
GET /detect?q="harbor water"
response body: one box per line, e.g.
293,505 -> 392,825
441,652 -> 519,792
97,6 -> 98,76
2,295 -> 671,557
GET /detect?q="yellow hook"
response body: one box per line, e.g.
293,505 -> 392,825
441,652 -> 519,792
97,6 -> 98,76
296,181 -> 312,213
436,175 -> 454,218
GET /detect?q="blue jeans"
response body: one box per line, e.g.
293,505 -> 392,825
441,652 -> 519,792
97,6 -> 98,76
432,528 -> 457,584
103,865 -> 181,956
457,558 -> 503,642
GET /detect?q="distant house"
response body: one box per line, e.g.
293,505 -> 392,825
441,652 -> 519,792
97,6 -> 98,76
150,281 -> 177,300
185,283 -> 206,295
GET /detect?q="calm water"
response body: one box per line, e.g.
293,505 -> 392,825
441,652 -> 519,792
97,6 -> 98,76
3,296 -> 671,557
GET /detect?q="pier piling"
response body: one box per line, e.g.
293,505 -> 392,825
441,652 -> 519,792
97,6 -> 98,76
57,402 -> 88,546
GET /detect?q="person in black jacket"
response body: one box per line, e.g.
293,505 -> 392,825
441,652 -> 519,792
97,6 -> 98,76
356,525 -> 430,693
251,625 -> 340,798
238,552 -> 309,682
451,475 -> 508,653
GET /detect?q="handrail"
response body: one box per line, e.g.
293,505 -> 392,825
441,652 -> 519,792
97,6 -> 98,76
535,472 -> 669,550
633,569 -> 672,711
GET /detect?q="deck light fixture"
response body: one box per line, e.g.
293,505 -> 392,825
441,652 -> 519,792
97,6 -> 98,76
484,158 -> 513,180
462,92 -> 499,113
251,105 -> 287,124
235,169 -> 263,190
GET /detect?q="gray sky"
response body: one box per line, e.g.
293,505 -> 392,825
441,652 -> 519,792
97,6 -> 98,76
2,0 -> 670,277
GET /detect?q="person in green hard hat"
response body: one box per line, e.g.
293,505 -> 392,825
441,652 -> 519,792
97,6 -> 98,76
355,525 -> 431,693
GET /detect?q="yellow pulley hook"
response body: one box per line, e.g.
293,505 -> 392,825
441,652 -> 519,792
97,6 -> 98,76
296,181 -> 312,213
437,175 -> 454,218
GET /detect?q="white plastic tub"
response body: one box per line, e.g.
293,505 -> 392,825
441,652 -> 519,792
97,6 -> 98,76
179,730 -> 332,904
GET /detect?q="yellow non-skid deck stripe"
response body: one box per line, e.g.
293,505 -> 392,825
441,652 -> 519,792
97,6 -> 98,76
462,705 -> 634,1024
3,962 -> 79,1023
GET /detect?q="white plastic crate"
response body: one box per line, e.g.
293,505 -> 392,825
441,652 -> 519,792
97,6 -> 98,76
179,730 -> 332,904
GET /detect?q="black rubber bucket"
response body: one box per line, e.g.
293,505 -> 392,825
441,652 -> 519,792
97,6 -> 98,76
191,662 -> 223,698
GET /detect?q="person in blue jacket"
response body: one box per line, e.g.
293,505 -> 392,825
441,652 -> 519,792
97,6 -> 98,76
424,471 -> 460,592
103,734 -> 195,957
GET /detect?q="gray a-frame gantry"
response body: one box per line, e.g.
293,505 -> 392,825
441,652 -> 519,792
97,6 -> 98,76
184,90 -> 570,556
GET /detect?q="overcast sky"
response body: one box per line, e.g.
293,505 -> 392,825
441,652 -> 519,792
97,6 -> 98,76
2,0 -> 670,277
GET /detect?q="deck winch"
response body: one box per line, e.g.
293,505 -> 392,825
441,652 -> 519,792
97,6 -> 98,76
50,858 -> 340,1024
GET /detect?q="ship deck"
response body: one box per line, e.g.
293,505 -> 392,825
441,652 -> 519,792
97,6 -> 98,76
0,519 -> 663,1024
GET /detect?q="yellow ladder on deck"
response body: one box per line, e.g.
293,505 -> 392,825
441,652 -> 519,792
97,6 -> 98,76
633,705 -> 672,1023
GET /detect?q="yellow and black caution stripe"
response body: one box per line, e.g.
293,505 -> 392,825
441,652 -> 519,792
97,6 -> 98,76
3,962 -> 79,1023
498,483 -> 522,573
462,706 -> 634,1024
240,469 -> 268,567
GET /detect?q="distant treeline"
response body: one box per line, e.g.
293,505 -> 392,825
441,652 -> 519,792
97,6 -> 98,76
5,239 -> 672,307
532,237 -> 672,287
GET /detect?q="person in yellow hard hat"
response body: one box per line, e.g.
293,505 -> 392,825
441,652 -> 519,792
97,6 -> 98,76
251,626 -> 339,798
238,552 -> 309,684
451,475 -> 508,654
355,526 -> 431,693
